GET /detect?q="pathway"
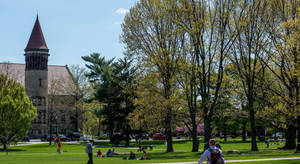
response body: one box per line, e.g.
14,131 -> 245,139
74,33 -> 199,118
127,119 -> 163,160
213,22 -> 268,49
152,157 -> 300,164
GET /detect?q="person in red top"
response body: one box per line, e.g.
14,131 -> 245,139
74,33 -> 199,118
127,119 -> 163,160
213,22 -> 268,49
57,141 -> 62,154
97,149 -> 103,158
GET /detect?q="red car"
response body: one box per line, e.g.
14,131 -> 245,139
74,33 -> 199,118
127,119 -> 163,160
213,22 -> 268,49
152,133 -> 166,140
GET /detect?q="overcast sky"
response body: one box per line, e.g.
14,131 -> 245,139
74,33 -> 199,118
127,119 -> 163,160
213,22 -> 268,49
0,0 -> 138,66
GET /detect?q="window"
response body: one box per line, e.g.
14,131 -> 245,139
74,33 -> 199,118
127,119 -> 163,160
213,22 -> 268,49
39,78 -> 42,87
32,97 -> 37,106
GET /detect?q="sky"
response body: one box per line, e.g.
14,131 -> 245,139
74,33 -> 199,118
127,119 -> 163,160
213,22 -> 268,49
0,0 -> 138,66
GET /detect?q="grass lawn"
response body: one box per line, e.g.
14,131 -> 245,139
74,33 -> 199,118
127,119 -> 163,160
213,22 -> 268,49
1,138 -> 300,164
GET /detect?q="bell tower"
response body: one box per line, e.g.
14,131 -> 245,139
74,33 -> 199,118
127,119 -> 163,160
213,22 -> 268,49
25,16 -> 49,137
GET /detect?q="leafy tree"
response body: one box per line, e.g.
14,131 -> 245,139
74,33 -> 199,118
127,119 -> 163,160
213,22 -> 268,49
176,0 -> 239,150
121,0 -> 185,152
262,1 -> 300,150
230,0 -> 270,151
0,74 -> 36,151
69,64 -> 93,132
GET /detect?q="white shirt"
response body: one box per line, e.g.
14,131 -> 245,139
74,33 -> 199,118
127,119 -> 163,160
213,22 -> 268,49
198,146 -> 225,164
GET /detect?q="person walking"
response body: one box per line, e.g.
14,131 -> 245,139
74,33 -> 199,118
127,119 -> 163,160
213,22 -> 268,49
86,140 -> 94,164
198,139 -> 225,164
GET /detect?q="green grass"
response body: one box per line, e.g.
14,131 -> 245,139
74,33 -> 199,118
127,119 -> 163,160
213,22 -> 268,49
1,139 -> 300,164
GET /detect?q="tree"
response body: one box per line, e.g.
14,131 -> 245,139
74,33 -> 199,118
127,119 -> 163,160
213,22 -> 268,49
82,53 -> 117,141
0,73 -> 36,151
176,0 -> 239,150
262,1 -> 300,150
121,0 -> 185,152
230,0 -> 270,151
112,57 -> 138,147
69,64 -> 93,132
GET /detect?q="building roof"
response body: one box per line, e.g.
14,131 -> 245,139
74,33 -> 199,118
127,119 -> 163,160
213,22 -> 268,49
25,16 -> 48,51
0,63 -> 75,95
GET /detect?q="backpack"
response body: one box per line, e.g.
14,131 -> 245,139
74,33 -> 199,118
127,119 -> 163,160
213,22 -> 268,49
209,148 -> 224,164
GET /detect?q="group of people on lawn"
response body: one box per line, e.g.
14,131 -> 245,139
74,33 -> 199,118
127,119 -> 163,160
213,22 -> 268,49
85,138 -> 225,164
85,139 -> 148,164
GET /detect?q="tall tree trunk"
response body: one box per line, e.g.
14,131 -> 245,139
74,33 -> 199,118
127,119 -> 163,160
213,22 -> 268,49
242,121 -> 247,142
191,114 -> 199,152
204,108 -> 212,150
3,144 -> 7,151
284,123 -> 296,149
49,119 -> 52,145
296,116 -> 300,153
97,118 -> 101,136
249,98 -> 258,151
166,108 -> 174,152
75,106 -> 78,132
125,131 -> 130,147
223,119 -> 227,142
295,80 -> 299,152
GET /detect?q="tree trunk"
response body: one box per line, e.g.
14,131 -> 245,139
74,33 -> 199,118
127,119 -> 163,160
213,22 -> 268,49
166,111 -> 174,152
295,81 -> 300,153
204,111 -> 212,150
296,116 -> 300,153
249,98 -> 258,151
125,131 -> 130,147
98,118 -> 101,136
75,106 -> 78,132
192,117 -> 199,152
242,121 -> 247,142
223,120 -> 227,142
284,123 -> 296,149
191,106 -> 199,152
3,144 -> 7,151
49,120 -> 52,145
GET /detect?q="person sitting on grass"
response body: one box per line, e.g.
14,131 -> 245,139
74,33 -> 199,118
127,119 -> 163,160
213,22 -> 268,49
111,148 -> 119,156
106,149 -> 112,157
97,149 -> 103,158
198,139 -> 225,164
128,151 -> 136,160
139,150 -> 147,160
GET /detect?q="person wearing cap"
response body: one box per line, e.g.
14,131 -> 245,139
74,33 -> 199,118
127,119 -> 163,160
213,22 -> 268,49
86,140 -> 94,164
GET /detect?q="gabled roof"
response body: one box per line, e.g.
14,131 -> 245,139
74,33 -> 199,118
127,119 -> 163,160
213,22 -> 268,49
25,16 -> 48,51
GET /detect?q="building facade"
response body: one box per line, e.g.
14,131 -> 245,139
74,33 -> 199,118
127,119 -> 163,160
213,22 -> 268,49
0,16 -> 79,138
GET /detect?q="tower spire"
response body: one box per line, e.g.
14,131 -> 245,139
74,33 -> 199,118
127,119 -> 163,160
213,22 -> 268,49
25,16 -> 48,51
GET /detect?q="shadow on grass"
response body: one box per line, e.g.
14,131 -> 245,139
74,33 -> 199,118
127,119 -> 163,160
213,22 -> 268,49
0,148 -> 25,152
147,151 -> 202,160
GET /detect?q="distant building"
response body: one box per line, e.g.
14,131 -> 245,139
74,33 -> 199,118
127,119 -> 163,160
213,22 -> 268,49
0,16 -> 80,138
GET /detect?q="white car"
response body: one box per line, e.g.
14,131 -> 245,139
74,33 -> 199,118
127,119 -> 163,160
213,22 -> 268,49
272,132 -> 285,138
80,134 -> 92,141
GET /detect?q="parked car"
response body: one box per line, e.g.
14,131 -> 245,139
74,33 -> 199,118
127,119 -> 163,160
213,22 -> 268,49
58,134 -> 71,142
272,132 -> 285,139
135,133 -> 149,140
22,136 -> 30,142
80,134 -> 92,141
71,133 -> 82,141
152,133 -> 166,140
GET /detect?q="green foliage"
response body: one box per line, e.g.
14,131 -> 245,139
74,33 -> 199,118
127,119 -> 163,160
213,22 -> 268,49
83,54 -> 137,146
0,73 -> 37,150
